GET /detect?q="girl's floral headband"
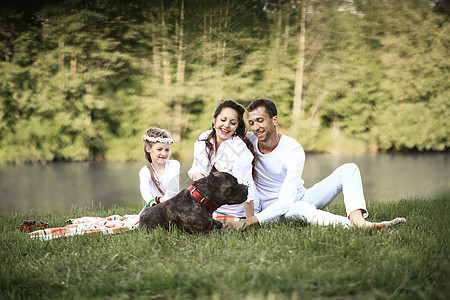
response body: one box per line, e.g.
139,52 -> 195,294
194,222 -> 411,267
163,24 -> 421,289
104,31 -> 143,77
142,135 -> 174,144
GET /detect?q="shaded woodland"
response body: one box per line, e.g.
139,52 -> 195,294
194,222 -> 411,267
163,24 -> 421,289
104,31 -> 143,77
0,0 -> 448,163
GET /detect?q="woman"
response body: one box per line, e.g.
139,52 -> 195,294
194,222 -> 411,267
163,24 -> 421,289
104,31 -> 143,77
139,128 -> 180,214
188,100 -> 259,221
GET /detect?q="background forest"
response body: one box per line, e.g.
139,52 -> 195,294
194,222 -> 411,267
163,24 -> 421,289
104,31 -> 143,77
0,0 -> 448,163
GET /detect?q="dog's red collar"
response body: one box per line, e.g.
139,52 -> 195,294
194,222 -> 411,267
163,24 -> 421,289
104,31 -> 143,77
188,185 -> 218,211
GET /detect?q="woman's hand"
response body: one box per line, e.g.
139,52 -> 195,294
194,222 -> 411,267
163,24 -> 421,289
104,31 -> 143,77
192,173 -> 205,181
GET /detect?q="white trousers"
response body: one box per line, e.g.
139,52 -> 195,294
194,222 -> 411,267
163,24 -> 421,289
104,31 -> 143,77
284,163 -> 368,227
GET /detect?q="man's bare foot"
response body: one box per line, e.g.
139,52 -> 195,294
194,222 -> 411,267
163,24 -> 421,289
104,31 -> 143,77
349,209 -> 367,227
349,209 -> 406,230
352,217 -> 407,230
370,217 -> 407,231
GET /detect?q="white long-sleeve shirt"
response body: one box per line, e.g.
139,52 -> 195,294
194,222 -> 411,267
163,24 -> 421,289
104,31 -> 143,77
247,132 -> 306,224
139,160 -> 180,204
188,130 -> 258,217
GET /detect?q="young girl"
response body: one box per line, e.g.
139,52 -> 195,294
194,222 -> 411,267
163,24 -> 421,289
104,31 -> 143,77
188,100 -> 259,222
139,128 -> 180,214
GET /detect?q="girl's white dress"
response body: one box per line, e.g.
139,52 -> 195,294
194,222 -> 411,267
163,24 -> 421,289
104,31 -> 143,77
139,159 -> 180,204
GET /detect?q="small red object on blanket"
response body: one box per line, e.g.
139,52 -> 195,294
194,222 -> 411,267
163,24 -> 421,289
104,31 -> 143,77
20,220 -> 48,232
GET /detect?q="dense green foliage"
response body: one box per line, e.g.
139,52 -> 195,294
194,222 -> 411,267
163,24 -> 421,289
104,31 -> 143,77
0,196 -> 448,299
0,0 -> 448,163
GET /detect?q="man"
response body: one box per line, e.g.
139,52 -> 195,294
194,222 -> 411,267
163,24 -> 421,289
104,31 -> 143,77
227,98 -> 406,230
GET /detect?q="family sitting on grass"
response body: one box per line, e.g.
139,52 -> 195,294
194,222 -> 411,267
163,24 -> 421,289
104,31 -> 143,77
30,98 -> 406,239
140,98 -> 406,230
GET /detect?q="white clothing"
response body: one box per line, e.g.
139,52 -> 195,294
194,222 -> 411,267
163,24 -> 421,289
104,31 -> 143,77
300,163 -> 368,217
139,160 -> 180,204
188,130 -> 258,217
248,132 -> 368,227
284,163 -> 368,227
248,133 -> 306,222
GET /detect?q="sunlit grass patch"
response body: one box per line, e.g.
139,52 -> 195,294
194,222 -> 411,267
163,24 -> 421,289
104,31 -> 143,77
1,196 -> 448,299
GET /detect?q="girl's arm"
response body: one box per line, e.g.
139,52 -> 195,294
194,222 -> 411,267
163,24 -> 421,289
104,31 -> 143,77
139,167 -> 155,204
162,161 -> 181,201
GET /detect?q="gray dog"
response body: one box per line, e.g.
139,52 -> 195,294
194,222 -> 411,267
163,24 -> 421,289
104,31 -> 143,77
139,172 -> 248,234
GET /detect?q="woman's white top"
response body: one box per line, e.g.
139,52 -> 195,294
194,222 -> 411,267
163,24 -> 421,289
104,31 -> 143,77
188,130 -> 259,217
139,160 -> 180,204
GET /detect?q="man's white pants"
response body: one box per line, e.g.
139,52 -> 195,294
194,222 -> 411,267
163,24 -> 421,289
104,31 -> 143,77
284,163 -> 368,227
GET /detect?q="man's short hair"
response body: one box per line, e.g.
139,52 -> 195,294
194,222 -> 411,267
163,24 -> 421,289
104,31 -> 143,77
247,98 -> 278,118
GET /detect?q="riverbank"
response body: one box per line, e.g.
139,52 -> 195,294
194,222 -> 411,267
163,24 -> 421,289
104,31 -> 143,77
1,196 -> 448,299
2,154 -> 449,213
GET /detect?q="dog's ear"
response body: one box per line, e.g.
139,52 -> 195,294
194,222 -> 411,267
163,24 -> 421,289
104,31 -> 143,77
207,171 -> 220,186
210,165 -> 219,173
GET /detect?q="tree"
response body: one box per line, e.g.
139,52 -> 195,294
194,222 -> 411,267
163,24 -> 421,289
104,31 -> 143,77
292,0 -> 306,117
0,0 -> 448,163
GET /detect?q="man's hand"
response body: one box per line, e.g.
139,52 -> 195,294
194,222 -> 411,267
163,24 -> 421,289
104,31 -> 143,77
224,220 -> 247,231
225,216 -> 260,231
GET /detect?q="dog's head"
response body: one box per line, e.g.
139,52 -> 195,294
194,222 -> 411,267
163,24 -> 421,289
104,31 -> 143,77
193,172 -> 248,207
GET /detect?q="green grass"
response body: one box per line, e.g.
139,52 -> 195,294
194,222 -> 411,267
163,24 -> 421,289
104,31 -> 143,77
1,196 -> 449,299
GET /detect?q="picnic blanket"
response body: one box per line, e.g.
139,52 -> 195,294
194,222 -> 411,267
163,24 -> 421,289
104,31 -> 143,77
29,214 -> 140,240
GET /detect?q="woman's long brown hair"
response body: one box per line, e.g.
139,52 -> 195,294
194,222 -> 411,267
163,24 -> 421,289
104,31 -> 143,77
201,100 -> 257,179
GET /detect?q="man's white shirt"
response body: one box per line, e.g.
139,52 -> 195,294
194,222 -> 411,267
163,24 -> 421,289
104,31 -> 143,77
247,132 -> 306,223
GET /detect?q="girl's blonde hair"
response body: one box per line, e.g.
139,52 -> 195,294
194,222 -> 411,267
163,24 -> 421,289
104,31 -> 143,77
142,128 -> 173,195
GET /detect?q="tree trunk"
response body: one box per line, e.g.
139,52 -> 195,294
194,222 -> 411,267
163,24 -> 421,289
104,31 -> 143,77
71,52 -> 77,72
176,0 -> 185,84
292,0 -> 306,118
275,0 -> 282,51
4,37 -> 11,61
216,0 -> 229,102
282,0 -> 293,51
150,11 -> 161,78
202,13 -> 213,67
219,0 -> 229,77
59,40 -> 64,68
9,82 -> 20,119
173,0 -> 185,143
161,0 -> 171,86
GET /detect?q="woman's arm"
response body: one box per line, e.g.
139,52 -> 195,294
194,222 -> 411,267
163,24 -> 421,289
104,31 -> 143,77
188,131 -> 211,180
229,138 -> 259,212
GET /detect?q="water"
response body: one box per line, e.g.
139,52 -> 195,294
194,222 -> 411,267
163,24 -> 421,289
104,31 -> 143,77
0,153 -> 448,213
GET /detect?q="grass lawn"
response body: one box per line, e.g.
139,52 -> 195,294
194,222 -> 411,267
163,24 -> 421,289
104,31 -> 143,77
1,196 -> 449,299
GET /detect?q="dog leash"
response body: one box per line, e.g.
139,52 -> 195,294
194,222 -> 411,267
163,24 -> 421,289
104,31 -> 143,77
188,185 -> 218,211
